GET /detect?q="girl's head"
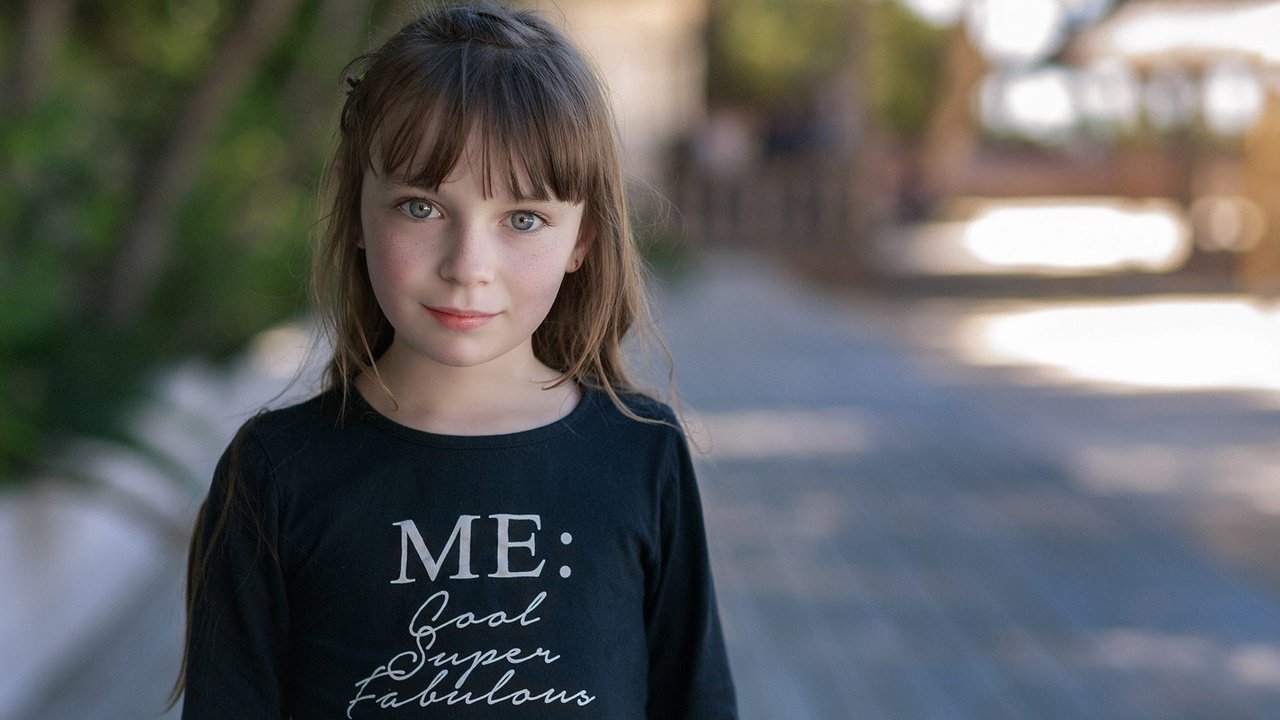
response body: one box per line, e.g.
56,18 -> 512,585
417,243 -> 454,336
314,1 -> 652,402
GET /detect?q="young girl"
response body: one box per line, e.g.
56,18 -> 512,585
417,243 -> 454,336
176,2 -> 737,718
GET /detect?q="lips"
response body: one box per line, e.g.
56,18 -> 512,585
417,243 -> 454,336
425,306 -> 497,331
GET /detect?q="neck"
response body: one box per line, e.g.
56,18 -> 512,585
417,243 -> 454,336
354,340 -> 579,435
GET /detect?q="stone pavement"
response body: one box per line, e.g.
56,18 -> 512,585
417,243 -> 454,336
10,252 -> 1280,719
660,255 -> 1280,719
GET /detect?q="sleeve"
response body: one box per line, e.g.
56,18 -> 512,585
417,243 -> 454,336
182,425 -> 290,720
645,429 -> 739,720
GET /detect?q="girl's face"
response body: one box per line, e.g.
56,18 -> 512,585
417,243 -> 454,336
359,139 -> 589,376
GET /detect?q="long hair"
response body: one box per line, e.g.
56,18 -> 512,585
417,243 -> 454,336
315,1 -> 658,412
173,2 -> 666,706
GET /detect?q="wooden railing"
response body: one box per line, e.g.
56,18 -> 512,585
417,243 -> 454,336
668,159 -> 872,277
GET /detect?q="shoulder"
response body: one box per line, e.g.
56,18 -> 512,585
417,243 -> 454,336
220,389 -> 350,476
244,389 -> 347,442
579,387 -> 694,483
583,386 -> 682,437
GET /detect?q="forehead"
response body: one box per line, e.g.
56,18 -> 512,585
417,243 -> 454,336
369,102 -> 566,202
373,134 -> 542,198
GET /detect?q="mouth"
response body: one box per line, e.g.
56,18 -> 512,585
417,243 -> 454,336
425,306 -> 497,330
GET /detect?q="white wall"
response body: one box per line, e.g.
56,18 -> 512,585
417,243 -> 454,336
544,0 -> 708,181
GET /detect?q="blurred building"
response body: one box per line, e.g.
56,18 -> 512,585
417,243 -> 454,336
883,0 -> 1280,287
1070,0 -> 1280,288
553,0 -> 708,182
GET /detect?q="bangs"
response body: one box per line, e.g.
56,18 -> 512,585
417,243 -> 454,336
361,41 -> 598,203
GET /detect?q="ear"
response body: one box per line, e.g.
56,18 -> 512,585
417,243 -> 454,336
566,220 -> 595,273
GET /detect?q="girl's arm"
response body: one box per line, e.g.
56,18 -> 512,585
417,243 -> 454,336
182,429 -> 290,720
645,431 -> 739,720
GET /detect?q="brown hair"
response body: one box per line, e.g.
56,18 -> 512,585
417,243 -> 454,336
172,1 -> 667,706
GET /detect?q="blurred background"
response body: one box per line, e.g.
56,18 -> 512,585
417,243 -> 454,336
4,0 -> 1280,717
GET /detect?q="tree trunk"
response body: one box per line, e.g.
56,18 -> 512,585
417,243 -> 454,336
101,0 -> 307,323
917,25 -> 986,202
6,0 -> 73,115
280,0 -> 378,176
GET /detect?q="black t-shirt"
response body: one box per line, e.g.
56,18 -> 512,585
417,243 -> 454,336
182,386 -> 737,719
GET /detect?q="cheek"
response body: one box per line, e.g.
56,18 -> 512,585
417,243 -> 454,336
363,224 -> 429,299
509,246 -> 572,304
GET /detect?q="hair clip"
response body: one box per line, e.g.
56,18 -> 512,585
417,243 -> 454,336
345,74 -> 364,96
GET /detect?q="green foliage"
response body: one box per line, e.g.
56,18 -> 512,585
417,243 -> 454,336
0,0 -> 349,481
866,0 -> 949,137
704,0 -> 946,135
707,0 -> 852,106
0,66 -> 140,476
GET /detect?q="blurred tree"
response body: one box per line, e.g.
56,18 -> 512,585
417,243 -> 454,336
865,0 -> 948,139
697,0 -> 950,272
706,0 -> 852,108
0,0 -> 388,488
705,0 -> 945,133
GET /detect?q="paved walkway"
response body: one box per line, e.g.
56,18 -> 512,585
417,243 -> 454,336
10,252 -> 1280,719
661,256 -> 1280,719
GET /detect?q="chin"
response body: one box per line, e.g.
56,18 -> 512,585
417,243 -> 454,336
418,342 -> 521,370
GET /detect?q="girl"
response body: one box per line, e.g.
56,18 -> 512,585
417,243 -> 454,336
176,2 -> 737,719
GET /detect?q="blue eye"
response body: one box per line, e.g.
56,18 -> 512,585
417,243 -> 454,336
398,199 -> 437,220
509,212 -> 544,232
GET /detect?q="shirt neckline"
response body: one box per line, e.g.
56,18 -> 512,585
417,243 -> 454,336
346,384 -> 597,448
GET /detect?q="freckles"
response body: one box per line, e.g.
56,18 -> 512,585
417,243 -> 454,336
514,248 -> 555,272
504,251 -> 570,307
377,230 -> 432,264
516,246 -> 570,280
366,238 -> 425,293
391,235 -> 431,260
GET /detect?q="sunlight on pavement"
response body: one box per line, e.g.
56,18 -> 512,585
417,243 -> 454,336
1086,628 -> 1280,691
954,297 -> 1280,395
948,296 -> 1280,509
876,198 -> 1192,276
1073,442 -> 1280,512
962,199 -> 1189,272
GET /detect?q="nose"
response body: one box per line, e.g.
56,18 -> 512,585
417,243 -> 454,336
437,223 -> 495,286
